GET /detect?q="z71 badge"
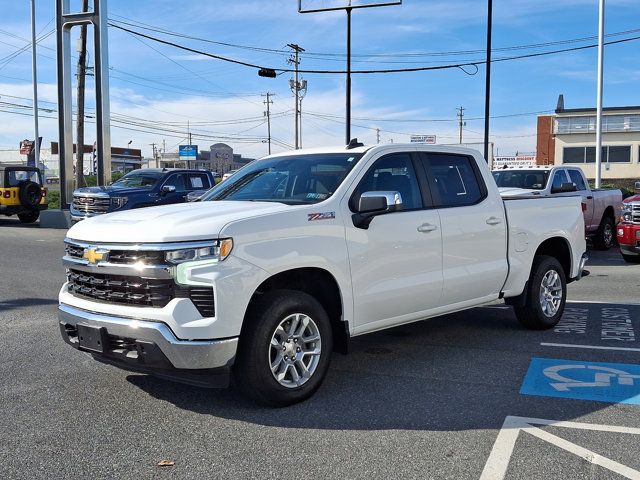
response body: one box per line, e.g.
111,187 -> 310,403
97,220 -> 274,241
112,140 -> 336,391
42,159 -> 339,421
308,212 -> 336,221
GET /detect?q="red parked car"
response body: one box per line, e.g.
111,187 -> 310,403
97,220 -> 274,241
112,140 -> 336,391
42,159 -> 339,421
617,182 -> 640,263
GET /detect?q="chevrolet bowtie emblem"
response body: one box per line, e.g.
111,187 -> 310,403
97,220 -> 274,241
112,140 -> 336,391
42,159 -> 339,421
83,248 -> 108,264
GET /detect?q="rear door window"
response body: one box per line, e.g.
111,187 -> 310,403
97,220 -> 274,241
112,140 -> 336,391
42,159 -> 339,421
187,173 -> 211,190
422,154 -> 485,207
567,169 -> 587,191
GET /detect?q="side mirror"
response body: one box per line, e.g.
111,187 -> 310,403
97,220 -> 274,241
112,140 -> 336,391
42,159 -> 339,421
551,182 -> 577,194
353,191 -> 403,229
634,181 -> 640,193
161,185 -> 176,195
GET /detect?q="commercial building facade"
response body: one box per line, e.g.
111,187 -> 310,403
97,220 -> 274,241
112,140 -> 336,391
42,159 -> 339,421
537,97 -> 640,181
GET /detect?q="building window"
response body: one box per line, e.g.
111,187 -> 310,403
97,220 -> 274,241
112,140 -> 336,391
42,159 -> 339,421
556,114 -> 640,134
608,146 -> 631,163
563,147 -> 586,163
563,146 -> 631,164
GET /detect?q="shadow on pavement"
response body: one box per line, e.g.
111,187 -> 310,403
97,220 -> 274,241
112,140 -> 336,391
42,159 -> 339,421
0,298 -> 59,312
125,304 -> 627,432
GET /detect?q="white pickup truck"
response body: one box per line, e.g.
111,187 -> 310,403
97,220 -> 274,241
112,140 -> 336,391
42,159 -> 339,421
493,165 -> 622,250
59,144 -> 587,406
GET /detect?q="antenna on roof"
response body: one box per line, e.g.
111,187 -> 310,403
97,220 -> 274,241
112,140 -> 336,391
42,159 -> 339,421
347,138 -> 364,149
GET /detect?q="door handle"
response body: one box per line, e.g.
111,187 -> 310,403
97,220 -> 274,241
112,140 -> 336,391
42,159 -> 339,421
417,223 -> 438,233
586,196 -> 593,200
486,217 -> 502,226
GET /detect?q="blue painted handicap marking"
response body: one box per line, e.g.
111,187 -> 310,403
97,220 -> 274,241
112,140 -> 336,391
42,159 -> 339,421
521,357 -> 640,404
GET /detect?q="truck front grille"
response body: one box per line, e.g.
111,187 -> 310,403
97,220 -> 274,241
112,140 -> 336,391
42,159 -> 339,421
632,203 -> 640,224
67,269 -> 174,307
66,269 -> 215,316
72,195 -> 111,214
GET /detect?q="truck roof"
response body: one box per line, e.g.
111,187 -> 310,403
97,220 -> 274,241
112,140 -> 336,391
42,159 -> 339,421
264,143 -> 487,159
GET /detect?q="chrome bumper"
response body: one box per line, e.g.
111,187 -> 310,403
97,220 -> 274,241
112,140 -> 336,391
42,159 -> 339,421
58,303 -> 237,370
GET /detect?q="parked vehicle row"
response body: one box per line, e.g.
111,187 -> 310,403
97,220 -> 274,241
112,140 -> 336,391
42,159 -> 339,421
59,144 -> 587,406
70,169 -> 216,222
493,165 -> 622,250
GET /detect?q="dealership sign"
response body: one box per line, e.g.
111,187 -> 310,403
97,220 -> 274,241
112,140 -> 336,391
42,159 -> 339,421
179,145 -> 198,159
410,135 -> 436,144
493,155 -> 536,168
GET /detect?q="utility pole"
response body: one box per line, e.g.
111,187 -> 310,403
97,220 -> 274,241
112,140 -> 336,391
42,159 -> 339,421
288,44 -> 306,149
149,143 -> 158,168
30,0 -> 40,173
457,106 -> 465,144
74,0 -> 89,187
188,120 -> 192,145
376,128 -> 380,144
263,92 -> 274,155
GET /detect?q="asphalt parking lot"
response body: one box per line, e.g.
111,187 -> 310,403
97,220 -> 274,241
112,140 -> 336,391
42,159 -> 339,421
1,217 -> 639,479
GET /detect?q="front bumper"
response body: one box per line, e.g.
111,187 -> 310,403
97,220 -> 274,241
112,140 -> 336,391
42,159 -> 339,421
59,303 -> 238,387
617,223 -> 640,255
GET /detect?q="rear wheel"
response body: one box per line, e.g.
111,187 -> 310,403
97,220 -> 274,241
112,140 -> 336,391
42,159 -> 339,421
235,290 -> 333,407
622,253 -> 640,264
17,210 -> 39,223
514,255 -> 567,330
593,215 -> 615,250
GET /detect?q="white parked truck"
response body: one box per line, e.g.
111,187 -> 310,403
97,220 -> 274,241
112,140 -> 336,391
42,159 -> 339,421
493,165 -> 622,250
59,145 -> 587,406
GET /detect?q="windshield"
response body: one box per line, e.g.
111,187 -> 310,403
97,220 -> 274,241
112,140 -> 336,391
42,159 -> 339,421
493,170 -> 550,190
7,169 -> 40,187
111,170 -> 164,189
201,153 -> 363,205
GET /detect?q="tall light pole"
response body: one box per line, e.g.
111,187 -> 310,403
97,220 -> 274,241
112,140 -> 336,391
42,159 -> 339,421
30,0 -> 40,172
595,0 -> 605,188
483,0 -> 493,163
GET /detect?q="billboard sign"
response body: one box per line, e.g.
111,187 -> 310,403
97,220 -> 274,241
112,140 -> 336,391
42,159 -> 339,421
492,155 -> 536,169
179,145 -> 198,159
410,135 -> 436,144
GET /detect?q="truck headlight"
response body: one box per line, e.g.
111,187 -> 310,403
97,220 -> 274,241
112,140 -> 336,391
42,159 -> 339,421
111,196 -> 128,209
165,238 -> 233,264
621,203 -> 632,222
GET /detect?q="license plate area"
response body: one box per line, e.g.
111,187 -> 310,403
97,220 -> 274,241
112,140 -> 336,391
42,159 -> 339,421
77,324 -> 108,353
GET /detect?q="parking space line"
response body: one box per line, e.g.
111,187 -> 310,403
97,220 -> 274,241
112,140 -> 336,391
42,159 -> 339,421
480,416 -> 640,480
567,300 -> 640,306
541,342 -> 640,352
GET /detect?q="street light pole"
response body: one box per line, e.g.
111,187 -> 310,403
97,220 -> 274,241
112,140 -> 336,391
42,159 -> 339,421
595,0 -> 605,189
30,0 -> 40,171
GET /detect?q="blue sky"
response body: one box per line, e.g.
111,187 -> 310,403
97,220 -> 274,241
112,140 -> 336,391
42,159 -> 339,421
1,0 -> 639,158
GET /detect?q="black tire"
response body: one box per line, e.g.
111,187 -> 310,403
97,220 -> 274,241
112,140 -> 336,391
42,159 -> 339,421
17,210 -> 39,223
593,215 -> 615,250
622,253 -> 640,264
18,181 -> 41,208
514,255 -> 567,330
234,290 -> 333,407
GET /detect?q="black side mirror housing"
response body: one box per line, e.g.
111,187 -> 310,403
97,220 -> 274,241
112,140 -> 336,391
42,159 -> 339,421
353,191 -> 403,229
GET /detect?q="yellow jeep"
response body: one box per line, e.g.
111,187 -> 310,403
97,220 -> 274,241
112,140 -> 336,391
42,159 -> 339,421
0,165 -> 48,223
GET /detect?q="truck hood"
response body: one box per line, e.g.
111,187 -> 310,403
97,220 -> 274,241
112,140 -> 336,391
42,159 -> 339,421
623,194 -> 640,203
67,201 -> 290,243
498,187 -> 543,197
74,186 -> 149,197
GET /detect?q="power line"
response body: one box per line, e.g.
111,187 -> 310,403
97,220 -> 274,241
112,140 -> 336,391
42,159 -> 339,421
108,22 -> 640,75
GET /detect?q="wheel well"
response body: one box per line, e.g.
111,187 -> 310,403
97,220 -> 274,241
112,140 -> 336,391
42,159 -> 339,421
603,206 -> 615,222
535,237 -> 571,279
248,268 -> 349,353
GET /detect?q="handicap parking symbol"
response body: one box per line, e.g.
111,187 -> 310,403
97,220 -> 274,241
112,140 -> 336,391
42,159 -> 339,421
521,358 -> 640,404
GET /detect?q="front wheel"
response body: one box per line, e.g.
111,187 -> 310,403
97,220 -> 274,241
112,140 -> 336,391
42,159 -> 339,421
234,290 -> 333,407
514,255 -> 567,330
17,210 -> 39,223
